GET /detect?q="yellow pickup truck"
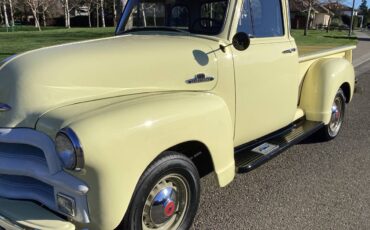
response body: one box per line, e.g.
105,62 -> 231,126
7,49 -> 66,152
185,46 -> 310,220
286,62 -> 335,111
0,0 -> 355,229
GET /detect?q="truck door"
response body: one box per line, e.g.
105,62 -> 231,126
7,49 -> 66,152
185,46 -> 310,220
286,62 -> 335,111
232,0 -> 299,146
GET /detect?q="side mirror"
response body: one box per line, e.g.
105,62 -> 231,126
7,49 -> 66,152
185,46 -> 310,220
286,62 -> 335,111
232,32 -> 250,51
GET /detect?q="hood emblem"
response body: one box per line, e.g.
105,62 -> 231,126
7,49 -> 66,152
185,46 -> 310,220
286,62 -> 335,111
0,103 -> 11,112
186,73 -> 214,84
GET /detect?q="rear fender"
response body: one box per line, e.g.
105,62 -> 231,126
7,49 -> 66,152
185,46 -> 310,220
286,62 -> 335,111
299,58 -> 355,124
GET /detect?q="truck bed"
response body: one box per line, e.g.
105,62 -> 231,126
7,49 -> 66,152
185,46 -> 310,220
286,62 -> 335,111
298,45 -> 356,84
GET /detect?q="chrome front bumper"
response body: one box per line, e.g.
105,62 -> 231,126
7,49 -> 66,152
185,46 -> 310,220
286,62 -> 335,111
0,128 -> 90,225
0,214 -> 25,230
0,197 -> 75,230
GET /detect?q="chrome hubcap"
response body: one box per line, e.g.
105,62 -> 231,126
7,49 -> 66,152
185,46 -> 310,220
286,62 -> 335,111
142,174 -> 189,230
329,97 -> 343,137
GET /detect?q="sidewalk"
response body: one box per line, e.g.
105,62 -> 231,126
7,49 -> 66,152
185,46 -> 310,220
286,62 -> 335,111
353,31 -> 370,67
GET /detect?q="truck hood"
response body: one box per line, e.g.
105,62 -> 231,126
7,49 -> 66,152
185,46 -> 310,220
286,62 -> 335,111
0,33 -> 218,128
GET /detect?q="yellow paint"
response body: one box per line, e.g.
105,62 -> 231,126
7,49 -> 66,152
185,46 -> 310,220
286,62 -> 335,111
0,0 -> 356,229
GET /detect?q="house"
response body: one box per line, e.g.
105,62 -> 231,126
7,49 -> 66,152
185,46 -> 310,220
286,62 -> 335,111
323,2 -> 358,17
289,0 -> 334,29
312,4 -> 335,28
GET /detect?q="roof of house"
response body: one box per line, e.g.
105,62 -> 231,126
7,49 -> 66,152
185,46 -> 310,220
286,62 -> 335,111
289,0 -> 334,16
322,2 -> 353,11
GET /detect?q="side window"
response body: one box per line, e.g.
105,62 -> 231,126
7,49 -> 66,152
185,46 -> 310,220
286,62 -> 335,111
170,6 -> 189,27
125,3 -> 166,30
238,0 -> 284,38
201,1 -> 228,21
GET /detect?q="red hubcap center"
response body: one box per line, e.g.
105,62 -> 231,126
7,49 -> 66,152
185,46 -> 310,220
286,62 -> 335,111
164,201 -> 176,217
335,111 -> 340,120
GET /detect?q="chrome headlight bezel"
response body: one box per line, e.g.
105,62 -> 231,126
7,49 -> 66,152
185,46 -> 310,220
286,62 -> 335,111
55,128 -> 84,171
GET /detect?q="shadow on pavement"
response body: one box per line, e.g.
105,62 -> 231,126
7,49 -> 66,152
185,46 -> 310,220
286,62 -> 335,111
298,134 -> 328,145
357,37 -> 370,42
323,35 -> 357,40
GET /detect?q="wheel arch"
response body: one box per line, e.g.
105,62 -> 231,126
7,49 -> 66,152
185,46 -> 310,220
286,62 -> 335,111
58,92 -> 235,229
165,141 -> 214,178
340,82 -> 351,103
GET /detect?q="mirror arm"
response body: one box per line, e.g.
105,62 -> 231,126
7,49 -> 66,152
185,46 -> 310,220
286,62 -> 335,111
219,43 -> 233,53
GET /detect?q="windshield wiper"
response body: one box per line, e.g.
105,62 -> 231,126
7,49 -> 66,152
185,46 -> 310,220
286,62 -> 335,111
118,27 -> 189,35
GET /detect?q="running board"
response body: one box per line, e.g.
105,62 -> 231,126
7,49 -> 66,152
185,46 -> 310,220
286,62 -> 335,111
235,120 -> 324,173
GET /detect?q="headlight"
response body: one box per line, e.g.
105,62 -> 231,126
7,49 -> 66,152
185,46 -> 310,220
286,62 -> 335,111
55,128 -> 84,171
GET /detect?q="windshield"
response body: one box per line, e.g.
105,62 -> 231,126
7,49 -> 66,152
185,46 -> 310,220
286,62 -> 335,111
116,0 -> 229,35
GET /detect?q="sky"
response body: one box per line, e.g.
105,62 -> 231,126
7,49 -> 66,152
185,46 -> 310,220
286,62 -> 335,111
343,0 -> 370,8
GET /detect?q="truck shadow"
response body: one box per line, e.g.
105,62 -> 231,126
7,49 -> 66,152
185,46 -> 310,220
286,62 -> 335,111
298,135 -> 327,144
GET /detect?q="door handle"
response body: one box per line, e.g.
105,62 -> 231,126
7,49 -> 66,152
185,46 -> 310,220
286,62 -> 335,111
282,48 -> 297,54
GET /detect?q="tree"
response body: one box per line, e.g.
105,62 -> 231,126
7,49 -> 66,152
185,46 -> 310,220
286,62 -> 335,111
349,0 -> 355,36
100,0 -> 105,27
83,0 -> 94,27
26,0 -> 41,31
95,0 -> 99,27
0,5 -> 3,26
120,0 -> 126,11
39,0 -> 52,27
8,0 -> 14,26
61,0 -> 82,28
2,0 -> 10,27
61,0 -> 70,28
359,0 -> 368,28
112,0 -> 116,26
304,0 -> 316,36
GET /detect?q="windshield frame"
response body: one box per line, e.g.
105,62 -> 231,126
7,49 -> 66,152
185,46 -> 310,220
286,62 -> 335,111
115,0 -> 232,37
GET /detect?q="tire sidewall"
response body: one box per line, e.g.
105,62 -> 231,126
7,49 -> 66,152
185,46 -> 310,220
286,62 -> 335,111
124,152 -> 200,230
326,88 -> 346,139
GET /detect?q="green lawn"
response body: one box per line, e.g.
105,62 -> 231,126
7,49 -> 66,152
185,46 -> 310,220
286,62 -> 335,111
0,27 -> 115,61
291,29 -> 357,55
0,27 -> 358,62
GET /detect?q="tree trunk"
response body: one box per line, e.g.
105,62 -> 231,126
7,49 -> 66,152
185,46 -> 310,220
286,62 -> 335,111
121,0 -> 127,12
9,0 -> 15,27
304,3 -> 312,36
141,3 -> 146,27
0,6 -> 4,25
100,0 -> 105,27
67,9 -> 70,28
65,0 -> 70,28
96,4 -> 99,27
349,0 -> 356,37
31,9 -> 41,31
42,8 -> 46,27
113,0 -> 117,26
3,2 -> 9,28
88,9 -> 92,27
326,17 -> 331,33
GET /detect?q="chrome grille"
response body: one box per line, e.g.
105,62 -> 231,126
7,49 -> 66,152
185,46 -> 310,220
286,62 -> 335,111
0,143 -> 47,164
0,175 -> 55,209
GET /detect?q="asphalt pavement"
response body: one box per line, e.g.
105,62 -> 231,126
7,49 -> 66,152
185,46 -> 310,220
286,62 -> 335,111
192,62 -> 370,229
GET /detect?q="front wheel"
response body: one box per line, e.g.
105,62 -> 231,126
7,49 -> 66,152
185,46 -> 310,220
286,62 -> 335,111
122,151 -> 200,230
318,88 -> 346,141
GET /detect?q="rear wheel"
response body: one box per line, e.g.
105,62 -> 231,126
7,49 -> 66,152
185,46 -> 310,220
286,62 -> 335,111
122,151 -> 200,230
319,88 -> 346,141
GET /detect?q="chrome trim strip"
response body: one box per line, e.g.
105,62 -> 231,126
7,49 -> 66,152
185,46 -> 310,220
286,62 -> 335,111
0,103 -> 11,112
0,214 -> 30,230
59,128 -> 85,171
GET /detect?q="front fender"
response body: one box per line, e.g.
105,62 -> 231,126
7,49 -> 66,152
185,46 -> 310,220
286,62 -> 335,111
299,58 -> 355,124
38,92 -> 235,229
